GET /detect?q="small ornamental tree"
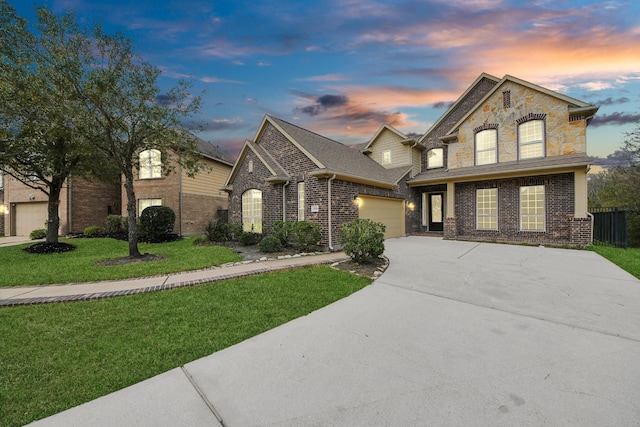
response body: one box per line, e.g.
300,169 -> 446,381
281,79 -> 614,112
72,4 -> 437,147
339,218 -> 386,263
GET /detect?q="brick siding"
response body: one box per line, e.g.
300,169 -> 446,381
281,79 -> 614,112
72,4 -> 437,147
69,178 -> 121,233
449,172 -> 591,246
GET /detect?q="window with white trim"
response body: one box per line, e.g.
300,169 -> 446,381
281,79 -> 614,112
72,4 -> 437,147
476,188 -> 497,230
138,198 -> 162,216
520,185 -> 545,231
242,189 -> 262,233
139,149 -> 162,179
476,129 -> 497,165
519,120 -> 544,159
297,182 -> 305,221
427,148 -> 444,169
382,150 -> 392,165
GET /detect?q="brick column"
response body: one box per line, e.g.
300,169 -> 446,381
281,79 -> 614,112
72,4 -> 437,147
444,217 -> 457,239
570,217 -> 592,247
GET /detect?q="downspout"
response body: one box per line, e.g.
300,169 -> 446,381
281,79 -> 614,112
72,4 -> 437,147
282,180 -> 290,222
587,211 -> 594,245
179,163 -> 183,235
67,177 -> 72,235
327,174 -> 336,251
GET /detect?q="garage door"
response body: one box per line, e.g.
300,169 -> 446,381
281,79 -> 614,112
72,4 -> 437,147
15,202 -> 48,236
358,195 -> 405,238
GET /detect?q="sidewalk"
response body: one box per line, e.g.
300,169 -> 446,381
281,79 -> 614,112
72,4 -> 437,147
0,252 -> 349,306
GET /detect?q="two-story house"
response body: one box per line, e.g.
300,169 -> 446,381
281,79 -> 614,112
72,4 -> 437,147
130,137 -> 234,235
4,134 -> 233,237
225,72 -> 598,248
408,74 -> 598,246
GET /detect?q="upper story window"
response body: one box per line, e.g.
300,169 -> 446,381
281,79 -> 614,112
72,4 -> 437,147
475,129 -> 497,165
139,149 -> 162,179
518,120 -> 545,159
248,160 -> 254,173
382,150 -> 392,165
427,148 -> 444,169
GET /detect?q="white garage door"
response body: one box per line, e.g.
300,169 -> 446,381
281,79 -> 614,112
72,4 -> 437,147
15,202 -> 48,236
358,195 -> 405,238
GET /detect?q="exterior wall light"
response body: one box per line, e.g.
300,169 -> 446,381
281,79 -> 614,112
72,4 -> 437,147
353,195 -> 362,207
406,201 -> 416,211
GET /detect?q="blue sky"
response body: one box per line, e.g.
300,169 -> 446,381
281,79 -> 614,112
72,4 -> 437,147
10,0 -> 640,159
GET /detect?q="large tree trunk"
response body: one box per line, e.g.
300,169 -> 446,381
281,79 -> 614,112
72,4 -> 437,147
123,170 -> 141,258
46,176 -> 64,244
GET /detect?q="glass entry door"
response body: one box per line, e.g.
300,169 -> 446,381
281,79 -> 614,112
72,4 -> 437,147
429,193 -> 444,232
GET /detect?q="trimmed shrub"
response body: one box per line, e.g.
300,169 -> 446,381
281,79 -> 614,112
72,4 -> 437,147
339,218 -> 386,263
239,231 -> 262,246
272,221 -> 295,246
83,225 -> 105,238
227,223 -> 244,241
139,206 -> 176,243
204,219 -> 229,242
105,215 -> 127,234
29,229 -> 47,240
259,235 -> 282,253
292,221 -> 321,251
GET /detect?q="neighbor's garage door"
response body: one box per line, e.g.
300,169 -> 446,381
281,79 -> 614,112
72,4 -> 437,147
15,202 -> 48,236
358,195 -> 405,238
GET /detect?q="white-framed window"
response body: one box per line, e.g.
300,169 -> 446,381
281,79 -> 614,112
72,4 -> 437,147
242,189 -> 262,233
248,159 -> 254,173
139,149 -> 162,179
0,171 -> 3,189
297,182 -> 305,221
427,148 -> 444,169
138,198 -> 162,216
382,150 -> 392,165
475,129 -> 497,165
476,188 -> 497,230
520,185 -> 545,231
519,120 -> 544,159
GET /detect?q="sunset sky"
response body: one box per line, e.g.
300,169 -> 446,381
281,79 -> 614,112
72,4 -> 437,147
11,0 -> 640,159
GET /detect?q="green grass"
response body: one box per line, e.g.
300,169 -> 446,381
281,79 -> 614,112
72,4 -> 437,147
591,245 -> 640,279
0,237 -> 242,286
0,266 -> 370,427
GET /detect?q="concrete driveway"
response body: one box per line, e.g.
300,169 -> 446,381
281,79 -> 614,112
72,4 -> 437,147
32,237 -> 640,426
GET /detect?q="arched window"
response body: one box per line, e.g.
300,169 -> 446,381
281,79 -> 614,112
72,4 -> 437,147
427,148 -> 444,169
518,120 -> 545,159
475,129 -> 497,165
242,189 -> 262,233
139,149 -> 162,179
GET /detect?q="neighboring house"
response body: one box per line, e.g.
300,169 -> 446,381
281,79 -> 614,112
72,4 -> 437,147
129,136 -> 234,235
3,174 -> 121,237
225,73 -> 598,248
408,73 -> 598,246
4,134 -> 233,237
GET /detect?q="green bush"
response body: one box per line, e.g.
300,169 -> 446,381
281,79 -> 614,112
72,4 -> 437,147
272,221 -> 295,246
29,229 -> 47,240
139,206 -> 176,243
192,236 -> 208,246
204,219 -> 230,242
239,231 -> 262,246
339,218 -> 386,263
227,223 -> 244,241
105,215 -> 127,234
293,221 -> 321,251
259,235 -> 282,253
83,225 -> 105,238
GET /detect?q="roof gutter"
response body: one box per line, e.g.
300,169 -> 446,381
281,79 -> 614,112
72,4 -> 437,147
327,174 -> 336,251
309,169 -> 397,189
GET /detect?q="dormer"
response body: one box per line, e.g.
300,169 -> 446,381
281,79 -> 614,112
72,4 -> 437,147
362,124 -> 425,176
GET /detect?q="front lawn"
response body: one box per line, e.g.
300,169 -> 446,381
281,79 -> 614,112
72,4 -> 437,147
0,237 -> 242,286
0,266 -> 371,427
591,245 -> 640,279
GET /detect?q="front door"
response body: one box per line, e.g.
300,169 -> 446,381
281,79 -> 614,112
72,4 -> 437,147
428,193 -> 443,232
